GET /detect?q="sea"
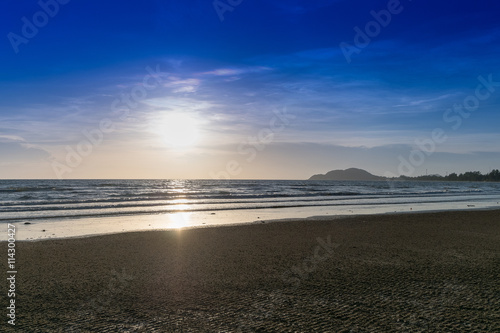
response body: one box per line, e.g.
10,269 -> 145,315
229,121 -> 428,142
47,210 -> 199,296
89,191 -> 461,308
1,179 -> 499,240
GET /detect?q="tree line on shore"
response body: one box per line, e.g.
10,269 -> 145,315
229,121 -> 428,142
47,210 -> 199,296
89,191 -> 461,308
399,169 -> 500,182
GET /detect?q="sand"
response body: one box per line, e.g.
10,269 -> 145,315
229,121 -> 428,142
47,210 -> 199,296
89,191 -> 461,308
1,210 -> 499,332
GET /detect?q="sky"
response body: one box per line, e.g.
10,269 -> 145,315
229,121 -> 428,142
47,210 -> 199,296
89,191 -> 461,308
1,0 -> 499,179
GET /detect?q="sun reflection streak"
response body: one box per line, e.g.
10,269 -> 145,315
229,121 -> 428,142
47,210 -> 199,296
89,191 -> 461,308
171,198 -> 189,205
167,212 -> 192,229
163,180 -> 194,229
172,204 -> 190,211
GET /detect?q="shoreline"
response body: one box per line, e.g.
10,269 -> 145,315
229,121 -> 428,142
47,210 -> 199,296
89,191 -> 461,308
3,205 -> 500,242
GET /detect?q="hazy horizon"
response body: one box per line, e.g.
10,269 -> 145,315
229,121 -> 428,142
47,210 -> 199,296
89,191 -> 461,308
2,166 -> 499,181
1,0 -> 499,179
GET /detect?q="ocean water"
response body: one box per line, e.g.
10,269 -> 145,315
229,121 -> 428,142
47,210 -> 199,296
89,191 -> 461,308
1,179 -> 499,240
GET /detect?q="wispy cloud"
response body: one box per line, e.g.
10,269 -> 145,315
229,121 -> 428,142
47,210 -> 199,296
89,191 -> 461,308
394,94 -> 456,107
200,66 -> 272,77
164,78 -> 201,93
0,134 -> 25,143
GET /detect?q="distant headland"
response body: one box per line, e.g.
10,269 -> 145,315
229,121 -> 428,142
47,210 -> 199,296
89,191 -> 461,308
309,168 -> 384,181
308,168 -> 500,182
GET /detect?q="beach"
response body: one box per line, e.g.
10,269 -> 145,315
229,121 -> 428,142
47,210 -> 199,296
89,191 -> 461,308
2,209 -> 499,332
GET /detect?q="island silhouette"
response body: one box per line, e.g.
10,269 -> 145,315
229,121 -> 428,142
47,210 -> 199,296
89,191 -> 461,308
309,168 -> 500,181
309,168 -> 384,181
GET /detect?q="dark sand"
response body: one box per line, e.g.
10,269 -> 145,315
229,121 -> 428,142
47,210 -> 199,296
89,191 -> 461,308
2,210 -> 499,332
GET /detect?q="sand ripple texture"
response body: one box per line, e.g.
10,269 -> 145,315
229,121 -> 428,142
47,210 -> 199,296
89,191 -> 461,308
1,210 -> 499,332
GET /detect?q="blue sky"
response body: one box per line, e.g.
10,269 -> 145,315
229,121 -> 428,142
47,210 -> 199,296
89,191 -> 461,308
1,0 -> 499,179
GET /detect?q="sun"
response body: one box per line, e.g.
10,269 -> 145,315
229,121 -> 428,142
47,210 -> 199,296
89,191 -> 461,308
153,112 -> 200,149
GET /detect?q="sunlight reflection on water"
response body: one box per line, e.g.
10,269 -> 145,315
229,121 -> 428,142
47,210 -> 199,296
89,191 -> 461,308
166,211 -> 192,229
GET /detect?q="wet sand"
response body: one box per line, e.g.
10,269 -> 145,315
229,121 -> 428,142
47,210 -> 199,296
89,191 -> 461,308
2,210 -> 499,332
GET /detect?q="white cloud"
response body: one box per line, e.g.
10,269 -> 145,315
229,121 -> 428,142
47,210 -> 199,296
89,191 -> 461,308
200,66 -> 272,77
164,78 -> 201,93
0,134 -> 25,143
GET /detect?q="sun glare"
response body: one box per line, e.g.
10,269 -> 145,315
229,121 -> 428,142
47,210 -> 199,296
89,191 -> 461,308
153,112 -> 200,149
168,212 -> 192,229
